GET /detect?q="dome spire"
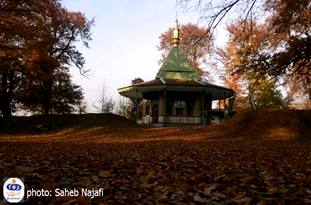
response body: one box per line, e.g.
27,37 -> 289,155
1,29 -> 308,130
172,14 -> 180,47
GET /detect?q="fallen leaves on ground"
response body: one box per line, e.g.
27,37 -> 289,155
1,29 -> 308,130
1,138 -> 310,204
1,111 -> 310,204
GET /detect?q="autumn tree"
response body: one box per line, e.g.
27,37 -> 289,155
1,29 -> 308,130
20,68 -> 84,114
158,23 -> 213,77
218,20 -> 283,109
179,0 -> 311,102
265,0 -> 311,100
22,6 -> 92,115
0,0 -> 42,116
0,0 -> 93,116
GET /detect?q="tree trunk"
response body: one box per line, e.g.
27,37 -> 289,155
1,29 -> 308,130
41,65 -> 54,116
248,84 -> 256,111
307,77 -> 311,100
43,81 -> 53,116
1,69 -> 12,117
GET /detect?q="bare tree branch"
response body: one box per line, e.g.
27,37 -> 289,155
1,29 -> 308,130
180,0 -> 260,46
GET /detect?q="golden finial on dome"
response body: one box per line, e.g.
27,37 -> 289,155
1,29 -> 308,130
172,14 -> 180,47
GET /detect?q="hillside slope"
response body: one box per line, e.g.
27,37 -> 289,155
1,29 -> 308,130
0,109 -> 310,141
1,110 -> 310,204
0,113 -> 136,134
216,109 -> 311,140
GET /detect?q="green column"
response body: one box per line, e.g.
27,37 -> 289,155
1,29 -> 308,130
163,88 -> 166,115
206,94 -> 212,124
201,91 -> 206,125
228,96 -> 235,116
223,92 -> 226,117
135,89 -> 139,122
163,89 -> 166,115
218,99 -> 221,113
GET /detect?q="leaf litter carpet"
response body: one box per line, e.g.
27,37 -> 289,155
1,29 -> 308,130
1,120 -> 311,204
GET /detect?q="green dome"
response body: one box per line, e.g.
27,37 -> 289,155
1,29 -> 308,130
156,47 -> 200,81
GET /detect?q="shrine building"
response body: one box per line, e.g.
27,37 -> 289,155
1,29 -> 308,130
118,19 -> 234,125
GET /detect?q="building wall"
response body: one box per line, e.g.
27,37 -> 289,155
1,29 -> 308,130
140,93 -> 213,125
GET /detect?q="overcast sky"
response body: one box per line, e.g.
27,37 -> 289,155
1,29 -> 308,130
62,0 -> 227,112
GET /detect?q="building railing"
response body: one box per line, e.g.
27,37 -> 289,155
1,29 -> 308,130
158,115 -> 201,124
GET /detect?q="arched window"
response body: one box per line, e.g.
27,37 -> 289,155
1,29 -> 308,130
174,101 -> 186,116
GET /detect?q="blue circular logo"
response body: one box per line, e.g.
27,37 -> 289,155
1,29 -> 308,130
7,183 -> 22,191
3,178 -> 25,203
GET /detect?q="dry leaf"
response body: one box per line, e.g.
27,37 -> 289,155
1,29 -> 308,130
98,170 -> 111,177
194,194 -> 208,203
